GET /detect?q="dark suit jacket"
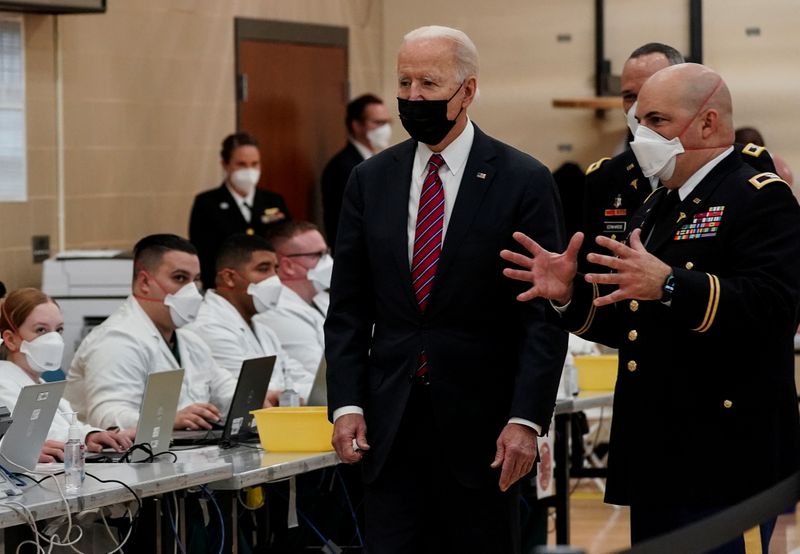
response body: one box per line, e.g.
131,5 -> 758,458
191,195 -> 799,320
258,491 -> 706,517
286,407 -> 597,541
321,142 -> 365,248
188,184 -> 290,288
325,124 -> 568,488
579,143 -> 776,274
564,150 -> 800,507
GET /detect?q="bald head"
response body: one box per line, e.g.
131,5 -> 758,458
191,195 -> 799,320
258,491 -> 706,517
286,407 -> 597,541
642,63 -> 732,129
635,63 -> 735,188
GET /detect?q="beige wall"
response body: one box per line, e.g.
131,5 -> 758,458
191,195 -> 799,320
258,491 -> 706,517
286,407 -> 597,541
2,0 -> 383,290
3,0 -> 799,290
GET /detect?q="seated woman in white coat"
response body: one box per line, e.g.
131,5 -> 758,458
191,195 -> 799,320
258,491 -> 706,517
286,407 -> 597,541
186,233 -> 310,401
0,288 -> 131,462
64,234 -> 243,431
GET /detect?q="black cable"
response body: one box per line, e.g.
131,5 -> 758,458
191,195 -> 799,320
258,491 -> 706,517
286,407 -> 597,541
13,472 -> 61,485
84,471 -> 143,513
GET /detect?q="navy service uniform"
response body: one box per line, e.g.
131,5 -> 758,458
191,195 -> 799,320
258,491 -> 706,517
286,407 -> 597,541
561,150 -> 800,542
579,143 -> 776,273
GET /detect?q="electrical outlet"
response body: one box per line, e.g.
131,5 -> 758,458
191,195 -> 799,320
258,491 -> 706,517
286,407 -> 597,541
32,235 -> 50,263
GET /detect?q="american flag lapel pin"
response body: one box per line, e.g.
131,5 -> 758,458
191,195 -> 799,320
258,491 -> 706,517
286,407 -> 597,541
476,172 -> 487,179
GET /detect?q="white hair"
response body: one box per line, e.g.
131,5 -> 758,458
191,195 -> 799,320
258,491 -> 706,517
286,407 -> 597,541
402,25 -> 479,82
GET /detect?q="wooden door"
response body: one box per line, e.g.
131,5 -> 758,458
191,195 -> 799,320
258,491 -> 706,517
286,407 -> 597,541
238,39 -> 347,223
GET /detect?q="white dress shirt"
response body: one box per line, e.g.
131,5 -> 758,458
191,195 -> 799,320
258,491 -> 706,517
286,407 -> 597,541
226,182 -> 256,223
186,289 -> 308,395
0,361 -> 101,443
350,138 -> 374,162
64,295 -> 236,430
252,285 -> 325,398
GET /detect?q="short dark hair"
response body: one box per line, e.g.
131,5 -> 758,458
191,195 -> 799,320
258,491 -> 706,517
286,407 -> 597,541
264,220 -> 321,252
346,94 -> 383,133
215,234 -> 275,273
220,132 -> 259,164
133,234 -> 197,278
629,43 -> 685,65
734,127 -> 765,147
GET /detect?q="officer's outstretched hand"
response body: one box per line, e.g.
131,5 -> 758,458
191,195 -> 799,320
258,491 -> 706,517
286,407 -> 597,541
501,232 -> 583,305
585,229 -> 672,306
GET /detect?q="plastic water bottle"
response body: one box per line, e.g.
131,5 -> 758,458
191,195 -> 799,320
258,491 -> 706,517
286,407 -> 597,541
279,370 -> 301,407
63,412 -> 84,493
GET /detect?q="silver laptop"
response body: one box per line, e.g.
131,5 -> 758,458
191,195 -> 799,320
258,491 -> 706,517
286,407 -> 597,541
305,356 -> 327,407
127,369 -> 184,461
0,381 -> 67,471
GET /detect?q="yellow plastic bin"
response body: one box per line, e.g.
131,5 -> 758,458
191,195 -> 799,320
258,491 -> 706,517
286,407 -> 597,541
250,406 -> 334,452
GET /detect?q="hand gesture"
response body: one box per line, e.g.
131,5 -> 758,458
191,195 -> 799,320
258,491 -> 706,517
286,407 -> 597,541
501,232 -> 584,305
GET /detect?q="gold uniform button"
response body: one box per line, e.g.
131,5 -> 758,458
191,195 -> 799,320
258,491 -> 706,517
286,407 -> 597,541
627,360 -> 637,372
246,228 -> 255,236
629,300 -> 639,312
610,234 -> 617,241
723,400 -> 733,409
685,261 -> 694,270
628,330 -> 638,341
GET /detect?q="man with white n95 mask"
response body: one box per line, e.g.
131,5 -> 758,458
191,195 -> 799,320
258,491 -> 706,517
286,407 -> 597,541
255,220 -> 330,387
64,234 -> 238,431
186,233 -> 310,402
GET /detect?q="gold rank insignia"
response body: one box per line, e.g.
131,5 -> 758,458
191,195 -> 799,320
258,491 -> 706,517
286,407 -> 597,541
585,158 -> 611,175
626,163 -> 635,171
261,207 -> 287,224
749,172 -> 788,190
630,178 -> 638,190
741,142 -> 766,157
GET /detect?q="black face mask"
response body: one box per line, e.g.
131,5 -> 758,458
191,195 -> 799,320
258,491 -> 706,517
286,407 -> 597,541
397,81 -> 464,146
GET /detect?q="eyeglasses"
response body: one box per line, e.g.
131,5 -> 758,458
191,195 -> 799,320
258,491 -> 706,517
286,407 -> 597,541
284,249 -> 330,260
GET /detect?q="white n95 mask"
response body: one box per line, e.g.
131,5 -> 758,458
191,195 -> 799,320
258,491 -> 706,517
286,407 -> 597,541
230,168 -> 261,194
630,125 -> 685,181
624,101 -> 639,136
20,332 -> 64,374
248,275 -> 283,313
164,282 -> 204,327
307,254 -> 333,293
367,123 -> 392,151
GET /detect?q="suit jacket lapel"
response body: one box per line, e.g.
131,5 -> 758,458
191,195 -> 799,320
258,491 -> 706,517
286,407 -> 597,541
387,140 -> 419,310
434,126 -> 496,286
217,184 -> 249,226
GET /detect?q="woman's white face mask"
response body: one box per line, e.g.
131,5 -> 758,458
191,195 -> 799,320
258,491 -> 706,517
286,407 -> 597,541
19,332 -> 64,374
247,275 -> 283,313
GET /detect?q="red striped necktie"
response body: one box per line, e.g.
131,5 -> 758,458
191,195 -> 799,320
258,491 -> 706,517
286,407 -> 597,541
411,153 -> 445,376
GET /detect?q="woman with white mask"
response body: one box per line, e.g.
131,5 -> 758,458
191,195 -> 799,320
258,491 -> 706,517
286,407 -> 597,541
189,132 -> 291,289
0,288 -> 132,463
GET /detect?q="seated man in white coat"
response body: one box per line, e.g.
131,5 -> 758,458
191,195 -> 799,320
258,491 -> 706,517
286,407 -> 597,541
65,234 -> 238,431
186,234 -> 311,400
255,221 -> 330,379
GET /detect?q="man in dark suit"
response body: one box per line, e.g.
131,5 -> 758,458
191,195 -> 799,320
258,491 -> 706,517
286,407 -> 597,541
189,132 -> 290,289
581,43 -> 776,274
321,94 -> 391,248
325,25 -> 567,553
503,63 -> 800,553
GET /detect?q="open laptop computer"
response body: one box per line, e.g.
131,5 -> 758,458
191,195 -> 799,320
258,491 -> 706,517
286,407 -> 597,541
0,381 -> 67,472
305,356 -> 327,407
171,355 -> 275,447
87,368 -> 184,462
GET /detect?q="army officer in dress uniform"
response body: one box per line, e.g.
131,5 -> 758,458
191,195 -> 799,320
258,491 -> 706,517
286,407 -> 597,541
580,43 -> 776,274
189,132 -> 291,289
502,63 -> 800,553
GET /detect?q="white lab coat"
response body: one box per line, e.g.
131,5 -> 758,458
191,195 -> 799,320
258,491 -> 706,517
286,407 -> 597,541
0,360 -> 100,443
64,296 -> 236,430
186,290 -> 311,396
253,286 -> 326,386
